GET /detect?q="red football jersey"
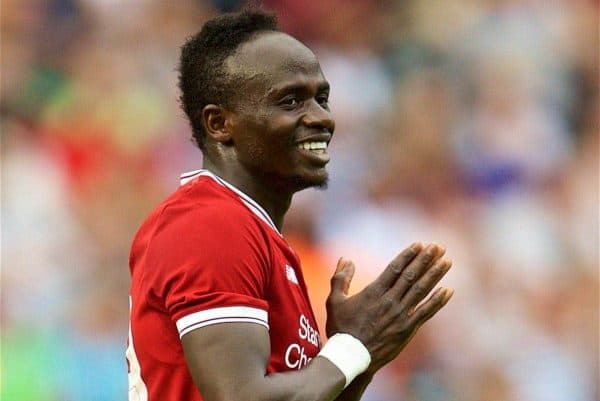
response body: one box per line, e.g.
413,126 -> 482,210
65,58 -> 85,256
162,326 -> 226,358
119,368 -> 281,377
126,170 -> 321,401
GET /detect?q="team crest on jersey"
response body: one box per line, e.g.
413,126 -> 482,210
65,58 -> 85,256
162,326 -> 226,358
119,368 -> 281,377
285,264 -> 299,284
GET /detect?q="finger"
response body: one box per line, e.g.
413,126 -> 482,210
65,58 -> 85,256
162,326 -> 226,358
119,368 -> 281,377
398,258 -> 452,311
372,243 -> 423,292
329,258 -> 356,300
340,259 -> 355,295
408,287 -> 453,327
334,257 -> 346,274
388,243 -> 445,299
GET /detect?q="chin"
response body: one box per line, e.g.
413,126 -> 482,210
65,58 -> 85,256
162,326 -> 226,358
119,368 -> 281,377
291,170 -> 329,192
312,175 -> 329,190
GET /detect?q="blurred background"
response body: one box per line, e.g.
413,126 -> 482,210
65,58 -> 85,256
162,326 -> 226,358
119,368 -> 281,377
1,0 -> 598,400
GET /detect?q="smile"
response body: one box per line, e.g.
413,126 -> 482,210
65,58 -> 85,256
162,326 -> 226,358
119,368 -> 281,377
296,141 -> 328,153
295,140 -> 331,165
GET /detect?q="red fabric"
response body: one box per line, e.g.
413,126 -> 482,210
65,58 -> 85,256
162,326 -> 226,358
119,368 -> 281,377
128,176 -> 321,400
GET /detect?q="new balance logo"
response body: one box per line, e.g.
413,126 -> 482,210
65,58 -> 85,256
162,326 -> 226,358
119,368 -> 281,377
285,265 -> 299,284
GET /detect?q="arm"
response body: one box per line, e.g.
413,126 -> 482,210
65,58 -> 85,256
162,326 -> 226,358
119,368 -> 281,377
182,243 -> 453,401
183,325 -> 375,401
333,373 -> 373,401
182,323 -> 346,401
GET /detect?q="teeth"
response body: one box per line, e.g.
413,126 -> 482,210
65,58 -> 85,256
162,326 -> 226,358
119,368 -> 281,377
298,141 -> 328,151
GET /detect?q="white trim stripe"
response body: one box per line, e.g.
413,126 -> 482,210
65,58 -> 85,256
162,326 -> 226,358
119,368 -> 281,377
179,169 -> 204,185
179,169 -> 281,235
176,306 -> 269,338
179,317 -> 269,338
210,174 -> 279,231
127,296 -> 149,401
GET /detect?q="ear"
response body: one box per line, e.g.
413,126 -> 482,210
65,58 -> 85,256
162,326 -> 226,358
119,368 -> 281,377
201,104 -> 234,144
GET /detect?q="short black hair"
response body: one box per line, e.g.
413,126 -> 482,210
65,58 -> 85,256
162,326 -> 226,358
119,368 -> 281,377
178,9 -> 279,149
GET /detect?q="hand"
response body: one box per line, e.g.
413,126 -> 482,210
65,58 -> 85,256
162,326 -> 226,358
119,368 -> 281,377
325,243 -> 453,374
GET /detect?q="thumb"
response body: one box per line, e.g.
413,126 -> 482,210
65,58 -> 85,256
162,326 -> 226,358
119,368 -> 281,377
330,258 -> 356,297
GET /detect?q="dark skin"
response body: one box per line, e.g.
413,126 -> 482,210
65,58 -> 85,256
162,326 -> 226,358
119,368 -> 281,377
200,32 -> 333,229
182,31 -> 454,401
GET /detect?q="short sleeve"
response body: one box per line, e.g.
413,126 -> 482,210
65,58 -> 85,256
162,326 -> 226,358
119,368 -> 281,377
144,202 -> 271,338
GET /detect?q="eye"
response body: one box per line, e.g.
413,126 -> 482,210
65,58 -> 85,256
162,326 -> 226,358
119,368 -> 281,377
280,96 -> 299,109
316,93 -> 329,108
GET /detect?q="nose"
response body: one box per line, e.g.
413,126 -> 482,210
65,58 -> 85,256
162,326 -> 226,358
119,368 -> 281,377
302,100 -> 335,133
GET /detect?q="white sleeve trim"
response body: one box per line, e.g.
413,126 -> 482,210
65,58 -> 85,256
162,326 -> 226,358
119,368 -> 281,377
176,306 -> 269,338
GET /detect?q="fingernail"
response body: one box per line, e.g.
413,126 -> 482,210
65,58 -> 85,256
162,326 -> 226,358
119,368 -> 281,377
336,258 -> 346,272
444,288 -> 454,302
425,244 -> 436,255
410,242 -> 422,252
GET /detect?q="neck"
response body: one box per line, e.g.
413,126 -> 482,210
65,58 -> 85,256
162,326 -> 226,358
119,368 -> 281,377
202,157 -> 293,232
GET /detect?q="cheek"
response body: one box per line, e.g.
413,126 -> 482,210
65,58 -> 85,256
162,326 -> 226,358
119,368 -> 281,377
234,109 -> 301,172
269,113 -> 298,137
268,115 -> 300,157
249,113 -> 298,151
234,118 -> 283,166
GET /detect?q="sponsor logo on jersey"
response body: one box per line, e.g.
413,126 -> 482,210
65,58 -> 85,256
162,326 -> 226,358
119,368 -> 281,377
284,314 -> 321,370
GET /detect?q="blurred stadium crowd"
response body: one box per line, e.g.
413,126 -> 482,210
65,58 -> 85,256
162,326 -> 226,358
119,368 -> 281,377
2,0 -> 598,400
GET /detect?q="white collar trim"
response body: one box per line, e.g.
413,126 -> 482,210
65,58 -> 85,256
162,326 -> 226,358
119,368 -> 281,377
180,169 -> 281,236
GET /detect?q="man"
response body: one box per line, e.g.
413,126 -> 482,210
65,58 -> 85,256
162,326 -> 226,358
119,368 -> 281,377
127,9 -> 453,401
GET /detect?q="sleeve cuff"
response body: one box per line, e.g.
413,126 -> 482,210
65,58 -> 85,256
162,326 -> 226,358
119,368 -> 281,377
176,306 -> 269,338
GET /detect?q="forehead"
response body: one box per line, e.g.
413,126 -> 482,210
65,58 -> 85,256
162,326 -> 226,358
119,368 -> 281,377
225,32 -> 325,93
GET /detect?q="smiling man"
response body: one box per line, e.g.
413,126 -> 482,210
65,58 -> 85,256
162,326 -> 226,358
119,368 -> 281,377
127,9 -> 453,401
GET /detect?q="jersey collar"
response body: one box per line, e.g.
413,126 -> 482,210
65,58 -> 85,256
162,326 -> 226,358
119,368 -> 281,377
180,169 -> 282,236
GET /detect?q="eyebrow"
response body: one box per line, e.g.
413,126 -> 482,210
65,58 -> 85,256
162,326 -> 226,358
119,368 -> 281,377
267,81 -> 330,98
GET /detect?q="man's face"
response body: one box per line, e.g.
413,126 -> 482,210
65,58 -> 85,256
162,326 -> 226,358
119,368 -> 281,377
225,32 -> 335,191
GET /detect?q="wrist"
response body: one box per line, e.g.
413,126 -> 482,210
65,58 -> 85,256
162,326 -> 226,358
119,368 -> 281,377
317,333 -> 371,388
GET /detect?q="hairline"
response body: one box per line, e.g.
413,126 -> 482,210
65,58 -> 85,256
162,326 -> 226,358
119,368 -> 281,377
222,30 -> 295,80
221,31 -> 320,104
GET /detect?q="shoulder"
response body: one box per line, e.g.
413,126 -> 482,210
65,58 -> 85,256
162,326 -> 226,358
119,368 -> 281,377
142,176 -> 259,242
172,176 -> 251,221
130,177 -> 272,315
131,176 -> 271,271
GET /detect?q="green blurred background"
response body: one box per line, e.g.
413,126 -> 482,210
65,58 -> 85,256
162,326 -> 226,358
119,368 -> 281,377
2,1 -> 598,400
